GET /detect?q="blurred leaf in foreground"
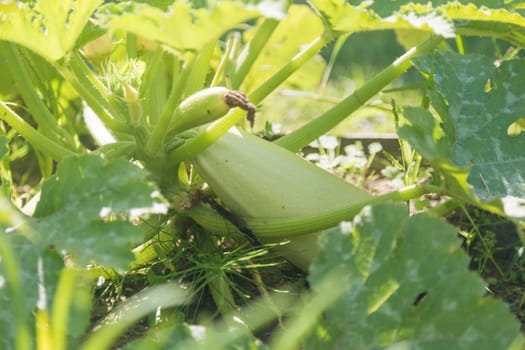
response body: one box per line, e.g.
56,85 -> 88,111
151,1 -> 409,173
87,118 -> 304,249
0,0 -> 102,61
306,203 -> 520,350
309,1 -> 525,47
33,155 -> 168,270
95,1 -> 260,52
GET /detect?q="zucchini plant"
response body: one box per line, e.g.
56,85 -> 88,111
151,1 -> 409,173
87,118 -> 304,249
1,1 -> 525,349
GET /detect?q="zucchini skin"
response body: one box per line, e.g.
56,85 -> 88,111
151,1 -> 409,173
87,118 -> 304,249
169,87 -> 255,134
194,127 -> 371,270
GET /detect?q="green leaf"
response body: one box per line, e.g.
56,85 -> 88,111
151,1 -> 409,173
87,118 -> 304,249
397,106 -> 453,163
95,1 -> 260,52
0,197 -> 67,350
345,1 -> 513,18
441,3 -> 525,48
0,0 -> 102,61
307,203 -> 520,349
124,323 -> 268,350
33,155 -> 168,270
0,233 -> 39,350
309,1 -> 525,47
397,106 -> 474,201
412,52 -> 525,201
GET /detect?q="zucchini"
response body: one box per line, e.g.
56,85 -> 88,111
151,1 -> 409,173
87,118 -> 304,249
169,87 -> 255,134
193,126 -> 371,270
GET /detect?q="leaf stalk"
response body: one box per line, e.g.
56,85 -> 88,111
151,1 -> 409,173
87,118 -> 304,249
0,102 -> 77,160
275,34 -> 444,152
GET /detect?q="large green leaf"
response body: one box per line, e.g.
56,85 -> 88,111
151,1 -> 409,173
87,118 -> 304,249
308,1 -> 525,47
0,0 -> 102,61
407,52 -> 525,202
33,155 -> 168,270
306,203 -> 520,349
95,1 -> 260,52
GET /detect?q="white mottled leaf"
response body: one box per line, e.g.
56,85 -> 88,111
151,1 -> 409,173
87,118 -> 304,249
306,203 -> 520,349
413,52 -> 525,201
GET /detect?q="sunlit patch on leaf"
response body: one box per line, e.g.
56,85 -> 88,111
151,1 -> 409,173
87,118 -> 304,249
507,117 -> 525,136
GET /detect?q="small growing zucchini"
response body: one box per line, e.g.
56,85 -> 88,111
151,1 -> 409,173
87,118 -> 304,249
169,87 -> 255,134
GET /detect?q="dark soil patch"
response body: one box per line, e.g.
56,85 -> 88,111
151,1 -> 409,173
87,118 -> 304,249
447,206 -> 525,330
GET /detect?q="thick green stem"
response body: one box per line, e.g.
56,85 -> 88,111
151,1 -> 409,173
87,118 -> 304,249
70,52 -> 125,120
146,54 -> 195,155
184,40 -> 216,97
275,35 -> 444,152
168,32 -> 333,163
0,102 -> 77,160
231,18 -> 280,89
2,43 -> 62,141
59,65 -> 132,135
140,48 -> 167,126
146,43 -> 216,155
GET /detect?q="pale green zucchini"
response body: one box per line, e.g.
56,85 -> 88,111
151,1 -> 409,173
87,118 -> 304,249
193,126 -> 371,270
169,87 -> 255,134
